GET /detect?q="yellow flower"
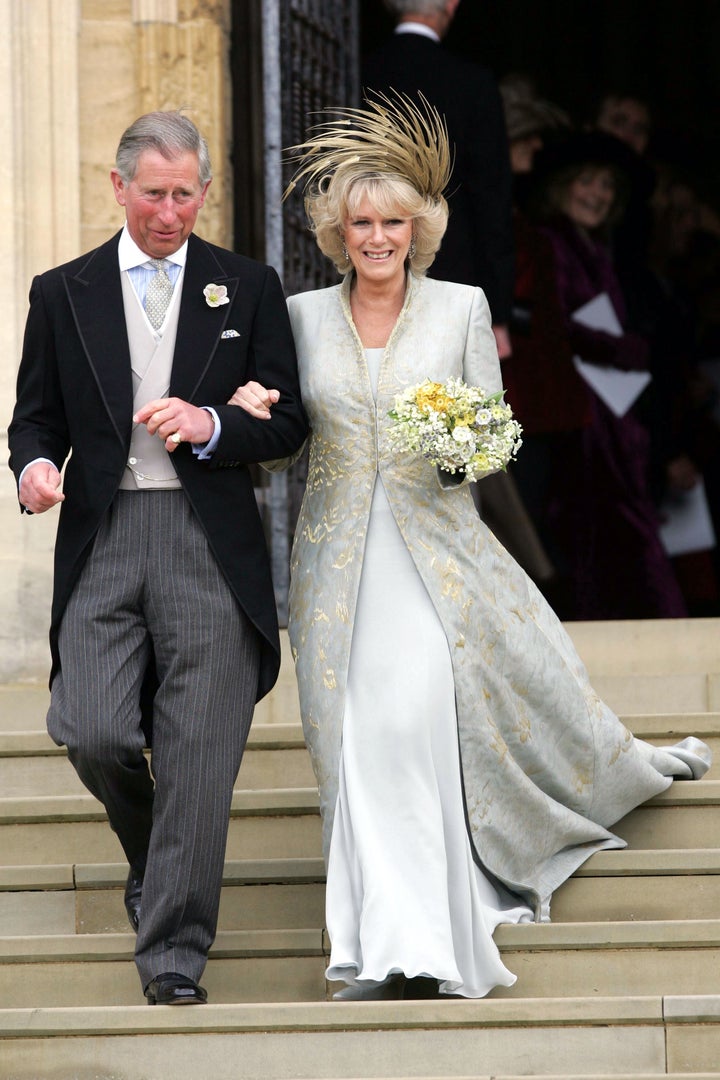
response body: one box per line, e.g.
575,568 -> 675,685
456,411 -> 476,426
414,382 -> 450,414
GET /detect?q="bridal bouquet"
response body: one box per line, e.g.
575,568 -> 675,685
387,377 -> 522,481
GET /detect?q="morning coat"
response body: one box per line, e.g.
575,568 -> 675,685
8,230 -> 308,701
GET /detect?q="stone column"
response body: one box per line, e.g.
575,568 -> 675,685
0,0 -> 81,682
1,0 -> 233,681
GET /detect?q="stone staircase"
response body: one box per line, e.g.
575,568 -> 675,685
0,619 -> 719,1079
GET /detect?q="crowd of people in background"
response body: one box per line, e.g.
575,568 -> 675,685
499,77 -> 720,620
363,0 -> 720,623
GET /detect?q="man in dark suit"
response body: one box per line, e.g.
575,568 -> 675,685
363,0 -> 514,358
8,111 -> 307,1005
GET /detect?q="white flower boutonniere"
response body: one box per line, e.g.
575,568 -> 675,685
203,283 -> 230,308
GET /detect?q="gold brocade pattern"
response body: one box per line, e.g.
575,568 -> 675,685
279,273 -> 697,913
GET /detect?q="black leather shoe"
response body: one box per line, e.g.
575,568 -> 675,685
144,972 -> 208,1005
124,867 -> 144,932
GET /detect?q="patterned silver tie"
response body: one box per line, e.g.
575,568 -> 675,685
145,259 -> 174,330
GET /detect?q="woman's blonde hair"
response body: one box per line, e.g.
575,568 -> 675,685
284,93 -> 452,276
307,170 -> 449,275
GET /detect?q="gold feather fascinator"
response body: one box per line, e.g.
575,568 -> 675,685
283,91 -> 453,204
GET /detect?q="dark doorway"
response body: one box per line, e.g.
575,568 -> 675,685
231,0 -> 266,260
360,0 -> 720,200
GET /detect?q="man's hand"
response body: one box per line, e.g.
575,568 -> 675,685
133,397 -> 215,452
19,462 -> 65,514
492,323 -> 512,360
227,381 -> 280,420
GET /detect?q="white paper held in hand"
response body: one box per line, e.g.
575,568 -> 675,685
571,292 -> 651,417
659,477 -> 717,557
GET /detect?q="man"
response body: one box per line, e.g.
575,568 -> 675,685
8,112 -> 307,1005
363,0 -> 514,358
595,92 -> 652,157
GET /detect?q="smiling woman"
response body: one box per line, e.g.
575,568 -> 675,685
343,202 -> 413,285
562,167 -> 617,233
227,95 -> 711,1004
533,130 -> 688,620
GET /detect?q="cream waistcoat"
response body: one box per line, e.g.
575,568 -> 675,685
119,269 -> 182,490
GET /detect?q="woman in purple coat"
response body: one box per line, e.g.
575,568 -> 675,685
536,132 -> 685,619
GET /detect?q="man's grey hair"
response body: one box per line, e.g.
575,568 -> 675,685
115,111 -> 212,186
383,0 -> 449,17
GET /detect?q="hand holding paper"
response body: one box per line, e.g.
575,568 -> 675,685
571,292 -> 651,416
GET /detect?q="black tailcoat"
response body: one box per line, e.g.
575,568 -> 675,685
9,231 -> 308,701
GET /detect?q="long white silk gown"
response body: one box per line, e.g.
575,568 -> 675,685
324,349 -> 534,998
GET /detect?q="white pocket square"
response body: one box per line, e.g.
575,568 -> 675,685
221,329 -> 240,339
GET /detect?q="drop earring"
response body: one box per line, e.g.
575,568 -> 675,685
408,237 -> 416,259
342,241 -> 350,262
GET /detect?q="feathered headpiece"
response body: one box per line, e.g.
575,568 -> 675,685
284,91 -> 452,204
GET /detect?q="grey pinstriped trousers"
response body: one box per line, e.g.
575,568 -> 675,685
48,490 -> 261,988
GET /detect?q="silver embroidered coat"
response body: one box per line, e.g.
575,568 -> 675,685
282,272 -> 683,913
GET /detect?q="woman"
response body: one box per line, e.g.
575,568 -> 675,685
232,97 -> 710,1000
498,77 -> 588,616
535,132 -> 688,619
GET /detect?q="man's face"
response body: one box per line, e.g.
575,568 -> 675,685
597,97 -> 651,156
111,149 -> 211,259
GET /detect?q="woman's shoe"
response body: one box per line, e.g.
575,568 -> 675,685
401,975 -> 441,999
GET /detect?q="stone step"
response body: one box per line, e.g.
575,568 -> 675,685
3,670 -> 719,727
2,781 -> 718,868
0,929 -> 326,1008
0,858 -> 326,935
591,673 -> 720,715
0,633 -> 300,732
1,920 -> 719,1008
489,918 -> 720,999
2,715 -> 716,793
612,780 -> 720,849
0,726 -> 316,797
628,713 -> 720,775
0,791 -> 322,866
564,618 -> 720,676
0,996 -> 717,1078
3,712 -> 719,754
1,849 -> 718,936
553,848 -> 720,922
0,684 -> 50,732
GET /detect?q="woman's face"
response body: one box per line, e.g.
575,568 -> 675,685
342,197 -> 413,288
562,167 -> 616,230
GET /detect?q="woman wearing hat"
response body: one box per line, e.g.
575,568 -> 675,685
499,78 -> 590,616
230,97 -> 708,1000
536,131 -> 687,620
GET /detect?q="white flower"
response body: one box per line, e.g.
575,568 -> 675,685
203,283 -> 230,308
452,425 -> 474,444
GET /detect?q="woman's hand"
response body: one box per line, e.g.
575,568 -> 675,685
666,454 -> 699,494
228,381 -> 280,420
